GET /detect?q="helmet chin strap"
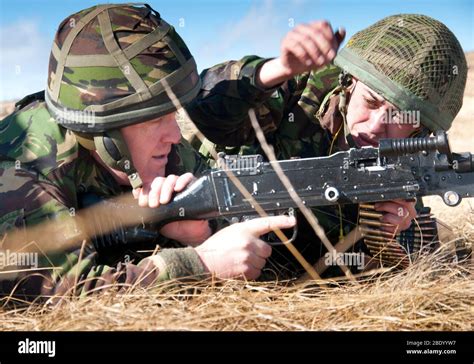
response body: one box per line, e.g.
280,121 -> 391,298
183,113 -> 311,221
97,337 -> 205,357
338,72 -> 357,148
92,130 -> 143,189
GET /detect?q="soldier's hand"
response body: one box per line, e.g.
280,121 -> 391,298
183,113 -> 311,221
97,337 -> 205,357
133,172 -> 194,207
257,21 -> 345,88
195,215 -> 296,280
133,173 -> 212,245
281,21 -> 344,73
374,199 -> 417,234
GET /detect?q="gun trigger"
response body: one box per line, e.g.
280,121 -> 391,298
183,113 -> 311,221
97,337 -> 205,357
287,223 -> 298,245
268,209 -> 298,246
285,208 -> 297,244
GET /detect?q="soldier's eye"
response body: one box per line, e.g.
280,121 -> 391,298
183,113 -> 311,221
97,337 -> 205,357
363,95 -> 380,109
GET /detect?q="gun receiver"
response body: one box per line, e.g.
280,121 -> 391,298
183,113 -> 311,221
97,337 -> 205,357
127,131 -> 473,226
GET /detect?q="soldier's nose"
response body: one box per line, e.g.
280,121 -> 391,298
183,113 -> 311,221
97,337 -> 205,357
161,118 -> 182,144
368,110 -> 386,134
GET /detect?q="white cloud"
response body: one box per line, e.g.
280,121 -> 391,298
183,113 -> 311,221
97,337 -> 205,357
0,19 -> 51,101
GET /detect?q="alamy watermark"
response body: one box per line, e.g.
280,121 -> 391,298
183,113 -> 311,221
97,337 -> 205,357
54,107 -> 96,128
18,338 -> 55,358
217,154 -> 261,175
382,109 -> 420,129
0,249 -> 38,270
220,158 -> 258,170
325,251 -> 365,270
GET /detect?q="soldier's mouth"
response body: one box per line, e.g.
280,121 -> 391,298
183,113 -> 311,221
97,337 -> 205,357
152,149 -> 171,160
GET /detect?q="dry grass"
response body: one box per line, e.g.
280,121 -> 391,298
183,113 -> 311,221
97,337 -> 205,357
0,247 -> 472,331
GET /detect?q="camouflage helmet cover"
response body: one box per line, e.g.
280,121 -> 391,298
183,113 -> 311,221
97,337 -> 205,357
334,14 -> 467,131
45,3 -> 201,132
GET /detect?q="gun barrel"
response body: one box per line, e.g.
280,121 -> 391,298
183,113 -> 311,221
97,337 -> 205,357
126,134 -> 474,227
379,131 -> 450,157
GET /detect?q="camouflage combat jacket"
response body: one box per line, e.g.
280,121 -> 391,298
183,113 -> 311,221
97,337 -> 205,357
0,97 -> 210,301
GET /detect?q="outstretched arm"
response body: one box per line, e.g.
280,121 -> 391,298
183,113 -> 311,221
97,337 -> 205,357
186,21 -> 344,146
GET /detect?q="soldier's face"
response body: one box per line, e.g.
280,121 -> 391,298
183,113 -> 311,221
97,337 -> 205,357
346,80 -> 421,147
121,112 -> 181,185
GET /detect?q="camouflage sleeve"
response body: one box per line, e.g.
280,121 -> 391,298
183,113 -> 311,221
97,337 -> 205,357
165,137 -> 212,176
186,55 -> 298,146
0,160 -> 207,302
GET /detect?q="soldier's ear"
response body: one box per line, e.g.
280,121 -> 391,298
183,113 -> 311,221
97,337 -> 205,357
94,131 -> 143,189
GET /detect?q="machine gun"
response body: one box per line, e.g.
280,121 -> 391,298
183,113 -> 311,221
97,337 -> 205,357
128,131 -> 473,228
73,131 -> 471,269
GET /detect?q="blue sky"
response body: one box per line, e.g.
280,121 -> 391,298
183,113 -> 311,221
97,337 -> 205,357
0,0 -> 473,101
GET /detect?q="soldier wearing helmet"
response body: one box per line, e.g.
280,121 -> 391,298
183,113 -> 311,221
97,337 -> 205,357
186,14 -> 468,276
0,3 -> 295,300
